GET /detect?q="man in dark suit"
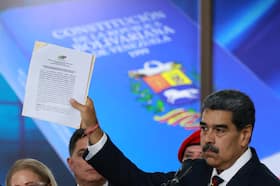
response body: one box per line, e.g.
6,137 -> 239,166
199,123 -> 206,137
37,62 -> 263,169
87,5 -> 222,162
67,128 -> 114,186
70,89 -> 280,186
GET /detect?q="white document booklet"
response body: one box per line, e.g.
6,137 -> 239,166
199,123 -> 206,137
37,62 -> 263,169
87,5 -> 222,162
22,41 -> 95,128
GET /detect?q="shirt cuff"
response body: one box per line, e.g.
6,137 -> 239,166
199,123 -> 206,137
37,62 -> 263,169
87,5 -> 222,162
85,132 -> 108,161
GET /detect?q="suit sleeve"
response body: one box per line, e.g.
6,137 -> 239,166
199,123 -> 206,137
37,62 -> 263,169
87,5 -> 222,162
84,136 -> 174,186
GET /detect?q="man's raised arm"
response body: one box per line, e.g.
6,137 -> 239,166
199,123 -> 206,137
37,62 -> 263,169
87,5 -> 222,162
70,97 -> 103,144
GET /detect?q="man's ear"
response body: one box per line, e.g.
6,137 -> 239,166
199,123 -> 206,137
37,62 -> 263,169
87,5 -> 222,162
240,124 -> 252,147
67,157 -> 73,170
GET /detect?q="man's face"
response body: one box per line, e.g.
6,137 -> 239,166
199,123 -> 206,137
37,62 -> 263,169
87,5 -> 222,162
67,136 -> 105,184
200,109 -> 252,171
182,145 -> 202,162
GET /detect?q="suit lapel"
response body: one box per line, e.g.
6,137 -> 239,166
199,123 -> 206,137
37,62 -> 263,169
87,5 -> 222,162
227,148 -> 258,186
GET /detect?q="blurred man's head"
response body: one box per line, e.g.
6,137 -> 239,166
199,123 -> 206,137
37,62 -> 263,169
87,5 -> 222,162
200,89 -> 254,171
67,129 -> 106,186
178,129 -> 202,162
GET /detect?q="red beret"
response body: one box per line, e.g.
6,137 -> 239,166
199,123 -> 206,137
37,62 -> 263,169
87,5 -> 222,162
178,129 -> 201,162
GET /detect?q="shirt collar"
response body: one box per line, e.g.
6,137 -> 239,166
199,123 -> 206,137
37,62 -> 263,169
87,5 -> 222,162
211,148 -> 252,185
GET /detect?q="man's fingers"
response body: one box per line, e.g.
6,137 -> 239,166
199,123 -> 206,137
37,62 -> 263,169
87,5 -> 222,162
70,98 -> 84,111
85,97 -> 94,109
71,97 -> 97,128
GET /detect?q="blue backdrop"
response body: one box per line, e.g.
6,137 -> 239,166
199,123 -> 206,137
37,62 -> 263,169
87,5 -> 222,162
0,0 -> 279,183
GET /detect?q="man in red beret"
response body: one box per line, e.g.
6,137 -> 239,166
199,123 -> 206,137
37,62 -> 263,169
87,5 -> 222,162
177,129 -> 202,163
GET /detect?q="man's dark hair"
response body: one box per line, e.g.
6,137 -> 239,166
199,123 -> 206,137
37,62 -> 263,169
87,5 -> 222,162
201,89 -> 255,131
69,128 -> 85,156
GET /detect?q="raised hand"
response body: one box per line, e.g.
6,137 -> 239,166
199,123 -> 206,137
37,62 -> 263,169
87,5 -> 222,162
70,97 -> 97,129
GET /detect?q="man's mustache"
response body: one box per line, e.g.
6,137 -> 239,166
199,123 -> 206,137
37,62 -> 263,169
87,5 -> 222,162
202,143 -> 219,153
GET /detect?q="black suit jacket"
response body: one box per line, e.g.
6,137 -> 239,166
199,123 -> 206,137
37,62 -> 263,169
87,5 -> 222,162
85,137 -> 280,186
177,148 -> 280,186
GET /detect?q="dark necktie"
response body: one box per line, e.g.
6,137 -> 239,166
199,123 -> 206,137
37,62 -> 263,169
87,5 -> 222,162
211,175 -> 224,186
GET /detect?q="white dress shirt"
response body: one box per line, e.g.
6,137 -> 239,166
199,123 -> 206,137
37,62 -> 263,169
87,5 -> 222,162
209,148 -> 252,186
85,132 -> 107,160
